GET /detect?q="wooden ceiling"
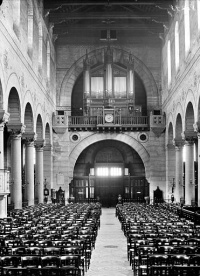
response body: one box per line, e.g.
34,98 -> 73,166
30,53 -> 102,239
44,0 -> 175,38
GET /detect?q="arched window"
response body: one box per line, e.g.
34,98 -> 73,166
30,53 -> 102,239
184,0 -> 190,56
47,40 -> 50,80
28,0 -> 33,58
38,21 -> 43,73
175,21 -> 179,72
167,40 -> 171,87
12,0 -> 20,38
197,0 -> 200,30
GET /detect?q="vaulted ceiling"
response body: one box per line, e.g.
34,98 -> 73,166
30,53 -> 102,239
44,0 -> 175,40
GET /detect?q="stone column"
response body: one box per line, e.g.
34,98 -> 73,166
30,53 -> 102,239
173,140 -> 184,203
0,111 -> 10,218
23,133 -> 36,206
35,140 -> 44,203
184,139 -> 195,205
44,144 -> 52,202
7,124 -> 25,209
197,133 -> 200,206
166,143 -> 175,202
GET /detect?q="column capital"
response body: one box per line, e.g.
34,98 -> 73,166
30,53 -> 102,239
172,139 -> 184,148
181,132 -> 196,143
0,110 -> 10,129
22,132 -> 36,145
193,122 -> 200,133
7,123 -> 26,138
0,110 -> 10,123
35,139 -> 45,150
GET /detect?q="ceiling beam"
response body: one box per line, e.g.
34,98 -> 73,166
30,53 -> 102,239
44,1 -> 172,7
49,12 -> 168,22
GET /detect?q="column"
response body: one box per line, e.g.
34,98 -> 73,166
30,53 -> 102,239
198,133 -> 200,206
173,141 -> 184,203
184,139 -> 195,205
0,111 -> 10,218
35,140 -> 44,203
24,134 -> 35,206
8,124 -> 25,209
44,143 -> 52,202
166,143 -> 175,202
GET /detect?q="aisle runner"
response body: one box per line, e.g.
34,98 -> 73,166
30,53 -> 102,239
86,208 -> 133,276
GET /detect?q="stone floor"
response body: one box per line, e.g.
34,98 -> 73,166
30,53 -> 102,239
85,208 -> 133,276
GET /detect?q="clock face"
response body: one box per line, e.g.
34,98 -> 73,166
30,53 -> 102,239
105,113 -> 114,123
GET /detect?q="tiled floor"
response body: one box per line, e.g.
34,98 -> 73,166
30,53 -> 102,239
85,208 -> 133,276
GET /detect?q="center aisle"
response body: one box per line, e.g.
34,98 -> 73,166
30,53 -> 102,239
86,207 -> 133,276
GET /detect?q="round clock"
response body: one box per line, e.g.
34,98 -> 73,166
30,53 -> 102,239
105,113 -> 114,123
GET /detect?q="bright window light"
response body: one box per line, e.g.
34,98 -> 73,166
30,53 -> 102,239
96,167 -> 122,176
97,167 -> 109,176
110,167 -> 122,176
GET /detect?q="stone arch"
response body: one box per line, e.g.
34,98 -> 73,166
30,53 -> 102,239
185,102 -> 195,134
166,112 -> 174,143
7,87 -> 21,123
175,113 -> 183,140
36,114 -> 43,140
45,122 -> 51,145
69,133 -> 150,180
184,89 -> 196,123
5,73 -> 22,112
24,103 -> 34,132
58,47 -> 158,109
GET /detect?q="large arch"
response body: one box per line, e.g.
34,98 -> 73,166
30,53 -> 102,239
5,73 -> 22,112
58,47 -> 158,109
69,133 -> 150,181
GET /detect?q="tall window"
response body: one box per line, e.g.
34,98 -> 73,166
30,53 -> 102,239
198,0 -> 200,30
28,0 -> 33,58
167,40 -> 171,86
38,22 -> 43,73
175,21 -> 179,72
47,41 -> 50,80
12,0 -> 20,37
184,0 -> 190,56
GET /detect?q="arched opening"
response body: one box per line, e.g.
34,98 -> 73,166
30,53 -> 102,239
8,88 -> 21,123
167,122 -> 175,199
70,140 -> 149,207
24,103 -> 34,132
174,113 -> 184,202
184,102 -> 196,205
36,114 -> 43,140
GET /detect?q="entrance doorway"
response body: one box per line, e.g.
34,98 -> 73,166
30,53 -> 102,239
95,177 -> 123,207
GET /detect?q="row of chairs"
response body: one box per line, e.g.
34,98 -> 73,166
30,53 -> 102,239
0,202 -> 102,275
0,254 -> 82,276
117,203 -> 200,276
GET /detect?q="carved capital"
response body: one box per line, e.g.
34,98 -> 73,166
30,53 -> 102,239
7,122 -> 26,137
0,110 -> 10,125
181,131 -> 197,143
35,139 -> 45,150
22,132 -> 36,146
193,122 -> 200,133
172,138 -> 184,148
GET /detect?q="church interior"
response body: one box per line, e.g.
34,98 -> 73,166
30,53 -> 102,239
1,0 -> 200,275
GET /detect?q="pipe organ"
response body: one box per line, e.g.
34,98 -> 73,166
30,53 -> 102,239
83,47 -> 141,121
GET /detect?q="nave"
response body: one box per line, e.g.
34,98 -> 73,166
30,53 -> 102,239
1,202 -> 200,276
